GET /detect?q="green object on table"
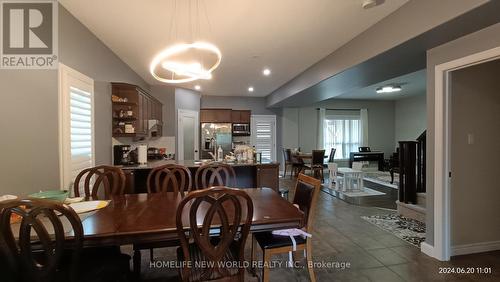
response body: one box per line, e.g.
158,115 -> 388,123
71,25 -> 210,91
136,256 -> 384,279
28,190 -> 69,202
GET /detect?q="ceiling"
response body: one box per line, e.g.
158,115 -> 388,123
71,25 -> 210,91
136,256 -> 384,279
334,69 -> 426,100
59,0 -> 408,97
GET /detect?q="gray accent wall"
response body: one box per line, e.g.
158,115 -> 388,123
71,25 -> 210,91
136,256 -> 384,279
450,59 -> 500,247
0,5 -> 152,196
394,94 -> 427,146
426,22 -> 500,247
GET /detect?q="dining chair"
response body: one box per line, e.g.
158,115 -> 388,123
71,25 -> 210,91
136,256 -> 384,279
133,164 -> 192,275
146,164 -> 192,195
301,150 -> 326,182
251,174 -> 321,282
176,187 -> 254,282
73,165 -> 126,199
0,199 -> 131,282
327,148 -> 336,163
283,148 -> 293,178
194,163 -> 236,189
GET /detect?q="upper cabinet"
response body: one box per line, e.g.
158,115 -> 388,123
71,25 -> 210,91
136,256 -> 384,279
231,110 -> 251,124
200,108 -> 232,123
111,83 -> 163,138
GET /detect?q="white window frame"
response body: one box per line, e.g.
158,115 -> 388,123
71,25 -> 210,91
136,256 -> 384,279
58,63 -> 95,191
324,114 -> 361,160
250,115 -> 277,161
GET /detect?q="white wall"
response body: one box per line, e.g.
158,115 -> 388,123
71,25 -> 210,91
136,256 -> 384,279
394,94 -> 427,145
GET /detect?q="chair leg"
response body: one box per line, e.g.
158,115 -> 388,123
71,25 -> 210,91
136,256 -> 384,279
133,249 -> 141,281
250,235 -> 258,276
262,250 -> 271,282
283,164 -> 287,178
306,241 -> 316,282
149,248 -> 154,262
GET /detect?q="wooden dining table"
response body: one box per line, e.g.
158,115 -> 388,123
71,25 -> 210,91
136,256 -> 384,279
79,187 -> 303,247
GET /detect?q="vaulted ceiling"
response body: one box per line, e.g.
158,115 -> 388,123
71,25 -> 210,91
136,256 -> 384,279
59,0 -> 408,96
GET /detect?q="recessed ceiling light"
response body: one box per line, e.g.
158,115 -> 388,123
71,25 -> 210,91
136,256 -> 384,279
194,85 -> 201,90
248,87 -> 254,92
263,68 -> 271,76
376,85 -> 402,94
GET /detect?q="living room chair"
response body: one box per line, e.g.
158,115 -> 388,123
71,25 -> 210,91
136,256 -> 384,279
194,163 -> 236,189
251,174 -> 321,282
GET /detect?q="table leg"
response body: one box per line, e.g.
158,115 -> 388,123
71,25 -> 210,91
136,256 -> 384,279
133,249 -> 141,281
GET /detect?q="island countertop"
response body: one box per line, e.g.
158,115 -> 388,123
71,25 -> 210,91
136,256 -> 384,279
117,159 -> 280,193
117,159 -> 278,170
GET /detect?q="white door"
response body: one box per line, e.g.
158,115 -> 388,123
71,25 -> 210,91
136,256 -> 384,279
251,115 -> 277,161
177,109 -> 199,160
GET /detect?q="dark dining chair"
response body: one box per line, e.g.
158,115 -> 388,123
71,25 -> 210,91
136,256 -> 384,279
73,165 -> 126,199
194,163 -> 236,189
301,150 -> 326,182
0,199 -> 131,282
283,148 -> 293,178
327,148 -> 336,163
251,174 -> 321,282
176,187 -> 254,282
133,164 -> 192,277
146,164 -> 192,195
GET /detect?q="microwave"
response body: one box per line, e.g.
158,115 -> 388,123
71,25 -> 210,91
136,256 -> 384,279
232,123 -> 250,136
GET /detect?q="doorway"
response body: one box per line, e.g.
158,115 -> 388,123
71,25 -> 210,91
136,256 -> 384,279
177,109 -> 199,160
431,46 -> 500,261
449,59 -> 500,256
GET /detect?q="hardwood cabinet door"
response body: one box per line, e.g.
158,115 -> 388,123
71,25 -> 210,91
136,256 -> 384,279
240,110 -> 251,123
256,164 -> 279,192
137,94 -> 145,134
201,109 -> 232,123
231,110 -> 241,123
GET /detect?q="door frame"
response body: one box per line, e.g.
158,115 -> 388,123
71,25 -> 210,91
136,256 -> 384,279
425,46 -> 500,261
250,115 -> 277,161
177,109 -> 199,160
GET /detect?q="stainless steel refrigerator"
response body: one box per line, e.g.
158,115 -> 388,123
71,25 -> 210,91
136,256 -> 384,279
200,123 -> 232,159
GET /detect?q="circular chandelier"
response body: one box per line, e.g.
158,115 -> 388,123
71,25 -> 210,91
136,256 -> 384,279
150,0 -> 221,84
150,42 -> 222,84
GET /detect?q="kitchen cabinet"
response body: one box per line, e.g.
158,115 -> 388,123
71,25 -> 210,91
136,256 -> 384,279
200,108 -> 232,123
231,110 -> 251,123
256,163 -> 279,192
112,83 -> 163,138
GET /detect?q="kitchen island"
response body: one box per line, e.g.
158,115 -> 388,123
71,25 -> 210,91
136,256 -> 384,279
119,159 -> 280,193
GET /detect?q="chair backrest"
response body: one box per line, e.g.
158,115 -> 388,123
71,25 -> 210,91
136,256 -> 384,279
176,187 -> 253,281
292,174 -> 321,232
328,148 -> 336,163
0,199 -> 83,282
73,165 -> 126,199
147,164 -> 192,196
311,150 -> 325,166
194,163 -> 236,189
283,148 -> 292,163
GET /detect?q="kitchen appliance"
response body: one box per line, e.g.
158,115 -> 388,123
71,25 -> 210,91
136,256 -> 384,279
114,145 -> 136,165
201,123 -> 232,159
232,123 -> 250,136
138,145 -> 148,164
147,147 -> 164,160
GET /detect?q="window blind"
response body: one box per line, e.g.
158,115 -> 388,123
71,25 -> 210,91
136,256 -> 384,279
69,86 -> 93,180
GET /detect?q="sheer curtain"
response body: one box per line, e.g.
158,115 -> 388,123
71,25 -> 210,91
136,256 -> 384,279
323,110 -> 365,159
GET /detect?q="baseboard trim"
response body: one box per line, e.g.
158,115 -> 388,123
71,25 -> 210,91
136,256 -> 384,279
421,242 -> 436,258
452,240 -> 500,256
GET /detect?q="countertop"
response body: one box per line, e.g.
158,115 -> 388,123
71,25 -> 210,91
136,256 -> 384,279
117,159 -> 279,170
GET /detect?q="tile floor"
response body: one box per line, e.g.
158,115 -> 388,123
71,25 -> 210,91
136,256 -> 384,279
133,177 -> 500,282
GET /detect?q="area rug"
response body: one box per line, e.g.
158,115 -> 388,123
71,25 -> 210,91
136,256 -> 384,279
361,213 -> 425,247
336,187 -> 385,197
363,171 -> 399,189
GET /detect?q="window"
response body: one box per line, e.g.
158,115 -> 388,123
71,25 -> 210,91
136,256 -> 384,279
59,64 -> 94,191
323,113 -> 361,160
251,115 -> 277,161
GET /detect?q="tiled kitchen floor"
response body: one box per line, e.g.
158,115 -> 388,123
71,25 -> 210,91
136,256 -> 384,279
134,177 -> 500,281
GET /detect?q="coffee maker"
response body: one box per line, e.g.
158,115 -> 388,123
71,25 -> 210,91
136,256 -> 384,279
113,145 -> 136,165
